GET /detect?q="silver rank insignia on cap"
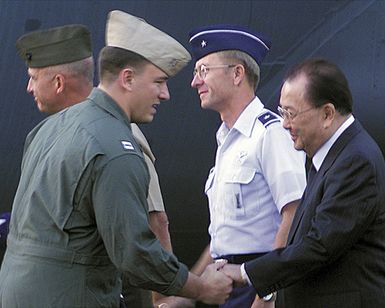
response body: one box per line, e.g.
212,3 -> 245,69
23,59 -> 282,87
201,40 -> 207,47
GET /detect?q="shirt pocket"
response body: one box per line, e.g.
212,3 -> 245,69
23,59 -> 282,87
224,166 -> 256,219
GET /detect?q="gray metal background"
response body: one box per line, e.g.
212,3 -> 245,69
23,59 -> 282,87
0,0 -> 384,272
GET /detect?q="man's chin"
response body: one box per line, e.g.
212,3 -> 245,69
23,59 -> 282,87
293,141 -> 303,152
200,101 -> 212,110
134,116 -> 154,124
37,103 -> 46,113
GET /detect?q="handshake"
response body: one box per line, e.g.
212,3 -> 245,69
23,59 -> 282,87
154,260 -> 246,308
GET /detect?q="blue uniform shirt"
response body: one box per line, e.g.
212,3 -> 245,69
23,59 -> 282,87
206,96 -> 306,257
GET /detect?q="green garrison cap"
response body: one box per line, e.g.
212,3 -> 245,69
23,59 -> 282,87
16,24 -> 92,68
106,10 -> 191,77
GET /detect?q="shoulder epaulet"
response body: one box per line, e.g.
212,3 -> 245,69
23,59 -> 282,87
258,111 -> 280,128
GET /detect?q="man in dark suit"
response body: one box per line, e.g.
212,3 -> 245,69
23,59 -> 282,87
221,58 -> 385,308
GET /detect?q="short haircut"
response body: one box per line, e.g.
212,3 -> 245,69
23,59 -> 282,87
98,46 -> 149,84
46,56 -> 94,84
217,50 -> 260,92
284,58 -> 353,115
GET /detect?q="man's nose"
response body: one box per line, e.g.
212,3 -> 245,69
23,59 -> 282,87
191,74 -> 203,88
160,84 -> 170,101
26,77 -> 33,94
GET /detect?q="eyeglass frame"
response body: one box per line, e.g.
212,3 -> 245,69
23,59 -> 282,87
277,105 -> 316,121
193,64 -> 236,80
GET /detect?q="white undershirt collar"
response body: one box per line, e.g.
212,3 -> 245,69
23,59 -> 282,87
312,115 -> 354,171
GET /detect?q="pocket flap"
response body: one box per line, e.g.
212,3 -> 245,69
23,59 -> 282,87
225,166 -> 256,184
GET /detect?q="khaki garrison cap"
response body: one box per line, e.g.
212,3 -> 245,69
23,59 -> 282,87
16,24 -> 92,68
106,10 -> 191,77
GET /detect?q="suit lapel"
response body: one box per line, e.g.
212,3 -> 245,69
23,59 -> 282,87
287,121 -> 362,244
287,171 -> 319,243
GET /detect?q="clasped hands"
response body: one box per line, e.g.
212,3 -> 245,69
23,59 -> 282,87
216,259 -> 247,287
154,260 -> 245,308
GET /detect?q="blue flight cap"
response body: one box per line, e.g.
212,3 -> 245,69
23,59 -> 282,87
188,24 -> 271,65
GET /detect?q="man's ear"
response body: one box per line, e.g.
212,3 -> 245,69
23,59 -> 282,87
120,68 -> 135,91
54,74 -> 65,94
233,64 -> 245,86
322,102 -> 336,128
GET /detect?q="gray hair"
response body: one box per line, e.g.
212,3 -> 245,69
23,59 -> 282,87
47,56 -> 94,83
217,50 -> 260,91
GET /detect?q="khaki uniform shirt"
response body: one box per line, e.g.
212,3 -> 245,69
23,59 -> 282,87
131,124 -> 165,212
0,88 -> 187,308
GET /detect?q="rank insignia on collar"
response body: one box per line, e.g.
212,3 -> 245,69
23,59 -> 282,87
121,140 -> 134,150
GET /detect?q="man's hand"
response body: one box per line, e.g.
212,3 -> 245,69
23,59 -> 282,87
153,296 -> 195,308
219,263 -> 246,287
197,261 -> 233,304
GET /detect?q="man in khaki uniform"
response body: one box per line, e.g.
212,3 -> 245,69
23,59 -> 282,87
0,10 -> 232,307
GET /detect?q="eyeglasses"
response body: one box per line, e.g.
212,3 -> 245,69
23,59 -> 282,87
277,105 -> 315,120
193,64 -> 236,80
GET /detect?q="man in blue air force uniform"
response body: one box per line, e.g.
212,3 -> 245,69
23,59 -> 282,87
187,24 -> 306,307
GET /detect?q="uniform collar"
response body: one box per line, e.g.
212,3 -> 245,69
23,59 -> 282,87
87,88 -> 132,129
232,96 -> 264,137
131,123 -> 156,162
217,96 -> 263,145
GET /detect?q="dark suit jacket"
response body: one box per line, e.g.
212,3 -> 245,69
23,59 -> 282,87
245,120 -> 385,308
